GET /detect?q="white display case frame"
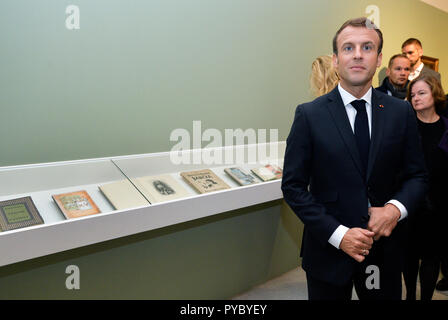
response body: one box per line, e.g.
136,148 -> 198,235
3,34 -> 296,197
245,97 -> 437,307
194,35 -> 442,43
0,142 -> 285,267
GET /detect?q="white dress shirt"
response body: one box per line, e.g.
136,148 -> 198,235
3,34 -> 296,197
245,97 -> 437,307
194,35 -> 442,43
327,84 -> 408,249
408,62 -> 424,81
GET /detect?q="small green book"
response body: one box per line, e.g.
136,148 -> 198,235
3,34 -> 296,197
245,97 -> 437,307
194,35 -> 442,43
0,196 -> 44,232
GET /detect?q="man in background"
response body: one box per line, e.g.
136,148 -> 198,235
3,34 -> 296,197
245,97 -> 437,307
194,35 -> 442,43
401,38 -> 441,81
376,54 -> 411,99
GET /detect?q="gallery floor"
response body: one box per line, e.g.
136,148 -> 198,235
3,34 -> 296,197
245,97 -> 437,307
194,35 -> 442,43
232,267 -> 448,300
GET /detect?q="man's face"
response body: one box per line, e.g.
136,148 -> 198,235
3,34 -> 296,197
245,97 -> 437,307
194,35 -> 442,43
401,44 -> 422,67
333,26 -> 382,89
386,57 -> 411,87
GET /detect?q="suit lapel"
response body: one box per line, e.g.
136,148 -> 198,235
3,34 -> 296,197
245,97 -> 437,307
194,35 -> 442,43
325,87 -> 365,179
366,90 -> 385,182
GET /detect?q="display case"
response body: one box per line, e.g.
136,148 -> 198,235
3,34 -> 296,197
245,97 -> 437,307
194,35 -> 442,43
0,142 -> 285,267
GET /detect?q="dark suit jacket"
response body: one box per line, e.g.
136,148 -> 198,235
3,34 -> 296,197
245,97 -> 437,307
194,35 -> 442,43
421,65 -> 441,81
439,116 -> 448,155
281,87 -> 427,286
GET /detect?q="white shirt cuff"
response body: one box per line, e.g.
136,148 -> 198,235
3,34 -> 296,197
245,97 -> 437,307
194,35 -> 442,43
386,200 -> 408,221
328,225 -> 349,249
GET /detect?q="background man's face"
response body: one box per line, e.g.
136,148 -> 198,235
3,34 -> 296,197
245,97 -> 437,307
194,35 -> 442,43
402,44 -> 422,67
333,26 -> 382,89
387,57 -> 411,87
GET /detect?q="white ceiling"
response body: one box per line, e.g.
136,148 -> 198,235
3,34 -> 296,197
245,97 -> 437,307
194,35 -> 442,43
420,0 -> 448,13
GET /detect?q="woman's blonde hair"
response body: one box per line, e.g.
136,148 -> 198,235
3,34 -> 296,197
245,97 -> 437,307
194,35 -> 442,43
310,55 -> 339,97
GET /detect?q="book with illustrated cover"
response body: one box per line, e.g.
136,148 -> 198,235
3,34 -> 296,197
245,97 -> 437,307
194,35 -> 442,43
99,180 -> 149,210
180,169 -> 231,194
132,174 -> 191,203
251,164 -> 283,181
52,190 -> 101,219
224,167 -> 259,186
0,196 -> 44,232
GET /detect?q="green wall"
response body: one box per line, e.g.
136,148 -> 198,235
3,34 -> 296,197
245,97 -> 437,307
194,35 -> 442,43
2,0 -> 446,167
0,0 -> 447,299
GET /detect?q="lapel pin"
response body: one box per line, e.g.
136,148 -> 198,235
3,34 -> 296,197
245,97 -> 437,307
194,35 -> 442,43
379,104 -> 384,108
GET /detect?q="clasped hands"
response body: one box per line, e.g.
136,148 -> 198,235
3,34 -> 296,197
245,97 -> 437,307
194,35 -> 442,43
339,204 -> 401,262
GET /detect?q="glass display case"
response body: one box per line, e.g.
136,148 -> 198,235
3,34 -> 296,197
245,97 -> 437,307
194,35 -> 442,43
0,142 -> 285,266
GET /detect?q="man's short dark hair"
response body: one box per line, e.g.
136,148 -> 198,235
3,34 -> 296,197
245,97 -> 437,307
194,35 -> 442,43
401,38 -> 422,49
332,17 -> 383,54
388,53 -> 409,68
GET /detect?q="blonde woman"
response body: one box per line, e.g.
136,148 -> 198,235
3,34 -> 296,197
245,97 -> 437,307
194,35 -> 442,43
310,55 -> 339,97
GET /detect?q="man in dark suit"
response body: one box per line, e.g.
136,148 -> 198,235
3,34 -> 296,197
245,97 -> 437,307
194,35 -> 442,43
281,17 -> 427,300
401,38 -> 441,82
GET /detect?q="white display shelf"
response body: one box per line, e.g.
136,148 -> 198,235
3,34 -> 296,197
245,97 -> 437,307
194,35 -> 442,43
0,142 -> 285,267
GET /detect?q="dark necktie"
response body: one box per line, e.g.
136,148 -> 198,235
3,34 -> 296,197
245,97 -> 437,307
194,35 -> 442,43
351,99 -> 370,176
